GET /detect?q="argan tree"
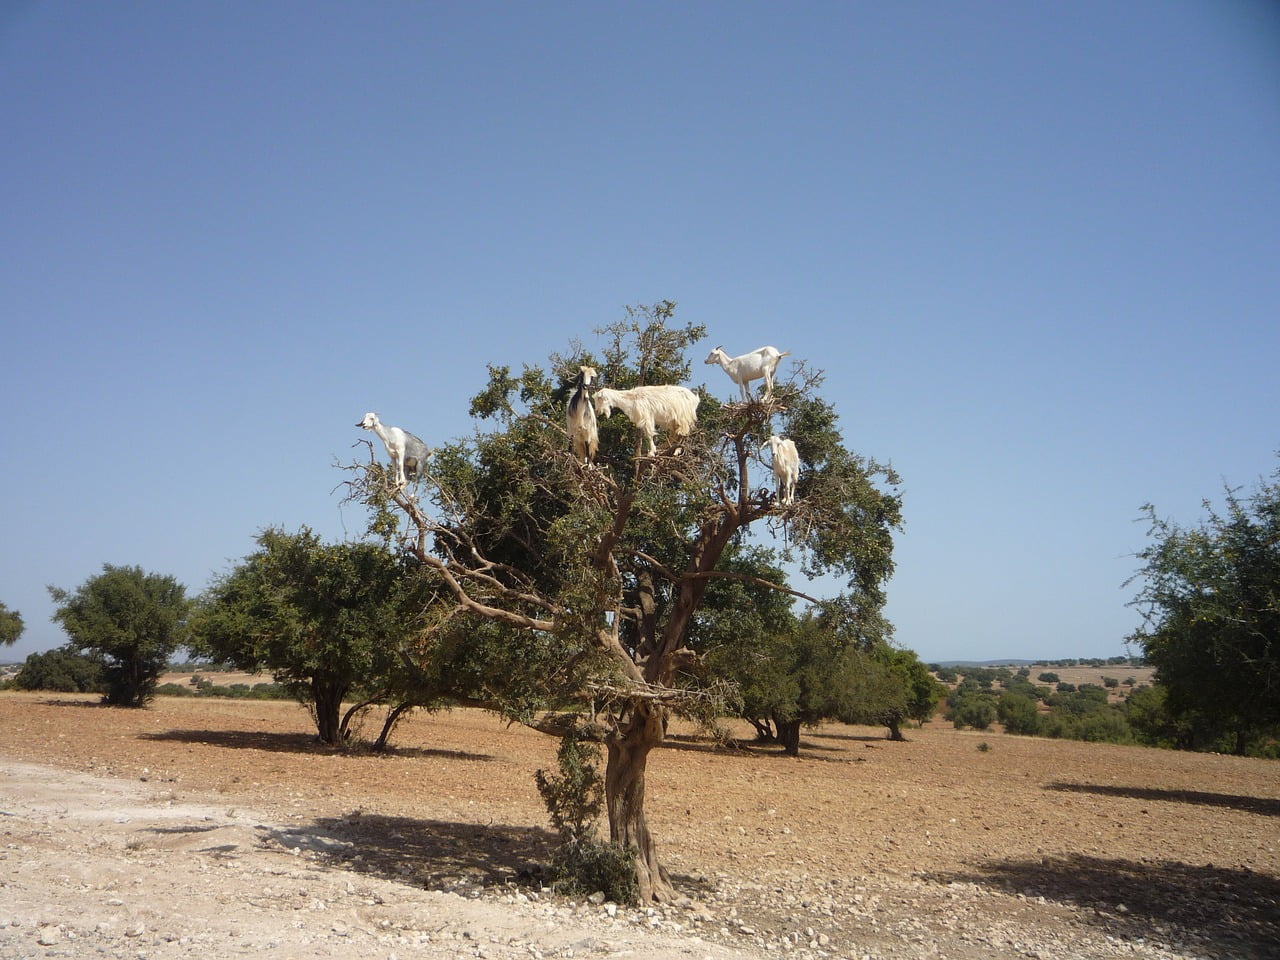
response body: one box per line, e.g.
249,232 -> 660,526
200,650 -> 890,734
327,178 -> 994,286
349,303 -> 902,900
190,527 -> 437,746
1128,461 -> 1280,754
48,564 -> 189,707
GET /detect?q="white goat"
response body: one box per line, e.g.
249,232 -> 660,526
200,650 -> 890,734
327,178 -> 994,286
704,345 -> 791,401
566,365 -> 599,464
593,385 -> 700,457
357,412 -> 430,488
764,434 -> 800,505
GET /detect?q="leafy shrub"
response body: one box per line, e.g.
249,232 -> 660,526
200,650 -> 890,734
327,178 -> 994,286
1038,672 -> 1059,684
13,646 -> 105,693
1078,709 -> 1134,744
950,694 -> 997,731
547,838 -> 637,903
997,692 -> 1041,735
535,727 -> 639,904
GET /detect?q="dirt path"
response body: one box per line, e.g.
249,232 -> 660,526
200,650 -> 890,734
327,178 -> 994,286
1,693 -> 1276,960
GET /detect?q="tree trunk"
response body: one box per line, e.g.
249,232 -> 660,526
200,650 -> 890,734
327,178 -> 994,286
373,702 -> 415,752
312,679 -> 346,746
604,701 -> 673,902
777,717 -> 801,756
886,717 -> 905,741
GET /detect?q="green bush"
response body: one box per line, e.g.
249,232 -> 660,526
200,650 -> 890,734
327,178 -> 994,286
997,692 -> 1041,735
1037,672 -> 1059,684
13,646 -> 105,693
547,838 -> 637,903
950,694 -> 997,731
535,727 -> 639,904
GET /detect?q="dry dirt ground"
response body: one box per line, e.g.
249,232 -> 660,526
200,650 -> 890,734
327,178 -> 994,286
0,690 -> 1277,960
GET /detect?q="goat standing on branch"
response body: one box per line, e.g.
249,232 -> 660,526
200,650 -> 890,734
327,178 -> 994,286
566,365 -> 599,464
357,411 -> 430,488
704,345 -> 791,401
764,434 -> 800,505
593,384 -> 699,457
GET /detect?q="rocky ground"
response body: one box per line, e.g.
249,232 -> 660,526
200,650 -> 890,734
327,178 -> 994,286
0,691 -> 1276,960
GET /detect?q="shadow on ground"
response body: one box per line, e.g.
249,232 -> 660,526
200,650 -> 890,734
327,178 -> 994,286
927,852 -> 1280,960
1047,781 -> 1280,817
141,728 -> 494,762
262,812 -> 714,901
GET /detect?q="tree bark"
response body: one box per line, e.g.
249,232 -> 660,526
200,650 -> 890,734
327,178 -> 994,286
604,700 -> 673,902
312,679 -> 346,746
777,717 -> 801,756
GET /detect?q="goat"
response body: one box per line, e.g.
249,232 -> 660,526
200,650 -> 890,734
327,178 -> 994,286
592,385 -> 699,457
704,345 -> 791,401
764,434 -> 800,505
566,365 -> 599,464
357,412 -> 430,488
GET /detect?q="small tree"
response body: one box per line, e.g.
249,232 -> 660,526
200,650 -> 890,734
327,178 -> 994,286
0,601 -> 24,647
48,565 -> 189,707
997,691 -> 1041,735
13,644 -> 105,693
190,528 -> 436,746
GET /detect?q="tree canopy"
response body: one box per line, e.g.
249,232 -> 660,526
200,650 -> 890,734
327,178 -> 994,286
47,564 -> 190,707
346,303 -> 903,900
0,601 -> 23,647
189,527 -> 435,746
1128,460 -> 1280,754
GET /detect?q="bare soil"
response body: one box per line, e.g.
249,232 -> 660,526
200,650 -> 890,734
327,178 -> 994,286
0,691 -> 1276,960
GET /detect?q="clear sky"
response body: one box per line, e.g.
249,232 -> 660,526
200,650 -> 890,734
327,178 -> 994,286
2,1 -> 1277,665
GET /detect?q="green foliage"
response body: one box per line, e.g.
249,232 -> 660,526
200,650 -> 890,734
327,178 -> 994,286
536,729 -> 604,846
48,564 -> 190,707
997,691 -> 1041,735
0,601 -> 24,646
535,729 -> 638,904
950,695 -> 996,730
546,837 -> 638,904
342,304 -> 905,897
189,527 -> 435,745
1037,672 -> 1060,683
1129,461 -> 1280,754
12,644 -> 105,693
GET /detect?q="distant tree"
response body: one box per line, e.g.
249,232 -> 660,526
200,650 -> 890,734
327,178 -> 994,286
189,527 -> 435,746
1037,672 -> 1059,684
13,644 -> 105,693
872,645 -> 944,739
997,691 -> 1041,735
1128,462 -> 1280,754
48,565 -> 189,707
0,601 -> 23,647
949,693 -> 996,731
708,605 -> 901,755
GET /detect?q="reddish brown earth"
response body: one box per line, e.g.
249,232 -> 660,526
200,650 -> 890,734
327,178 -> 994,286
0,690 -> 1276,960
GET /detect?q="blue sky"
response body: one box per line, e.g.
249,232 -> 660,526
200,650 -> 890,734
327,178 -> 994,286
2,1 -> 1277,665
